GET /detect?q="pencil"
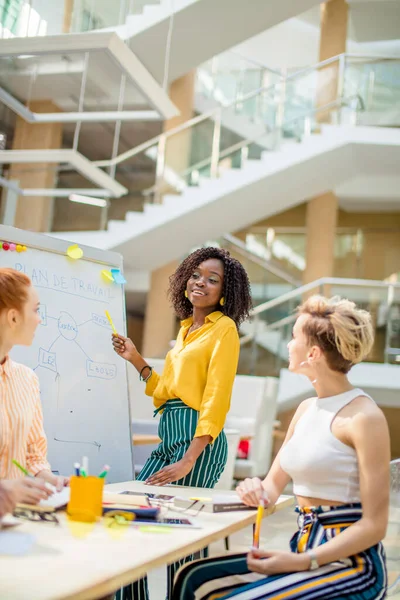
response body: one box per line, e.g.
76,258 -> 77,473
253,493 -> 266,549
105,310 -> 117,335
12,459 -> 31,477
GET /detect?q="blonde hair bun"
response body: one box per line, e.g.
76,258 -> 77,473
298,295 -> 374,373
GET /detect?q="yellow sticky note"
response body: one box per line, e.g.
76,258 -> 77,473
189,497 -> 212,502
101,269 -> 114,283
139,526 -> 173,534
67,244 -> 83,260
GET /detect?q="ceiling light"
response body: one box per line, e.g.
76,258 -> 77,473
69,194 -> 108,208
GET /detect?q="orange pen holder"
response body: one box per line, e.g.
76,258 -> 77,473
67,476 -> 104,523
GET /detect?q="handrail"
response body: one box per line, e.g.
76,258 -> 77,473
250,277 -> 400,317
93,52 -> 395,170
141,93 -> 364,196
222,233 -> 301,286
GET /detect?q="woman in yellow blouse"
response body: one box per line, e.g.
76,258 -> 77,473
113,246 -> 252,600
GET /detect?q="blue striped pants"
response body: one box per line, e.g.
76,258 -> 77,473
172,503 -> 388,600
116,399 -> 228,600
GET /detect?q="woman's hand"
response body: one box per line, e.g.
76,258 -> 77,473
4,478 -> 52,505
247,549 -> 310,575
52,475 -> 70,492
35,471 -> 69,492
145,458 -> 193,486
0,481 -> 18,516
236,477 -> 269,507
112,334 -> 138,362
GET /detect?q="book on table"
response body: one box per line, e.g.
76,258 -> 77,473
173,493 -> 254,513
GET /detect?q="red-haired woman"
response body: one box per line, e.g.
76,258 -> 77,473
0,267 -> 68,492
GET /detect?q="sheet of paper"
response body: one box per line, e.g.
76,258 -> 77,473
0,515 -> 22,529
40,486 -> 70,509
0,531 -> 36,555
212,494 -> 243,504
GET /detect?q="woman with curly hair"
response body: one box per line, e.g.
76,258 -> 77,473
112,246 -> 252,600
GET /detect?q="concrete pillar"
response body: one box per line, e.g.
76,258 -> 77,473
303,192 -> 338,285
142,261 -> 179,358
9,100 -> 62,232
161,71 -> 196,194
63,0 -> 74,33
317,0 -> 348,120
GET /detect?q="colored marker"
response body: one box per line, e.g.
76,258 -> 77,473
12,459 -> 31,477
98,465 -> 110,479
105,310 -> 117,335
253,492 -> 267,549
81,456 -> 89,477
74,462 -> 81,477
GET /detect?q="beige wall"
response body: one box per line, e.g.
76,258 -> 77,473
127,314 -> 145,354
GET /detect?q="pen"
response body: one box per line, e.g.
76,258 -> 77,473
81,456 -> 89,477
105,310 -> 117,335
12,459 -> 31,477
253,491 -> 267,550
99,465 -> 110,479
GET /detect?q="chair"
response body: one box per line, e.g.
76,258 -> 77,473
131,419 -> 160,477
387,458 -> 400,597
226,376 -> 279,480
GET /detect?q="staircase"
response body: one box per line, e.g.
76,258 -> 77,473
106,0 -> 326,84
52,54 -> 400,276
54,122 -> 400,273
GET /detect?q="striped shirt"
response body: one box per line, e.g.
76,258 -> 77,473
0,356 -> 50,479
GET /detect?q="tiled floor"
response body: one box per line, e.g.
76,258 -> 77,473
147,505 -> 400,599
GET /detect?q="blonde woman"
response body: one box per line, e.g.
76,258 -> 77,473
172,296 -> 389,600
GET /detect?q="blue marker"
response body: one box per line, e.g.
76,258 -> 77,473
74,462 -> 81,477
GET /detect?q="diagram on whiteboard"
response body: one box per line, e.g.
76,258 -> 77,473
32,307 -> 120,451
35,307 -> 117,381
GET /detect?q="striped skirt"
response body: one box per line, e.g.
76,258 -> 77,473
137,398 -> 228,488
172,503 -> 387,600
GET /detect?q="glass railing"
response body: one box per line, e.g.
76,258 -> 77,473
218,234 -> 299,307
196,50 -> 282,111
239,278 -> 400,376
197,52 -> 400,132
0,0 -> 152,38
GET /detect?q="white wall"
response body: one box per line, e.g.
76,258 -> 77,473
277,363 -> 400,412
233,14 -> 400,72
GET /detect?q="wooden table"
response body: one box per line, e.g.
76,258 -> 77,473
0,482 -> 293,600
132,434 -> 161,445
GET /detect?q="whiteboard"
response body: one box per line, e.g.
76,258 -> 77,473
0,225 -> 133,483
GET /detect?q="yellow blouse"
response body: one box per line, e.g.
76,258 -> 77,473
145,311 -> 240,441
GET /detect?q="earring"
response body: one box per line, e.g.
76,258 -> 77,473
184,290 -> 188,298
219,297 -> 225,306
299,361 -> 317,384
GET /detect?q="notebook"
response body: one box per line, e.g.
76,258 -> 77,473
173,494 -> 255,513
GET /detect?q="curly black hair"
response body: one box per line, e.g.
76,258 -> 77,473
168,247 -> 252,328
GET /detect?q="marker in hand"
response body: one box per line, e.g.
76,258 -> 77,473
252,491 -> 267,550
105,310 -> 117,335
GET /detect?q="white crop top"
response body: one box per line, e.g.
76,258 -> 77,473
280,388 -> 372,503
